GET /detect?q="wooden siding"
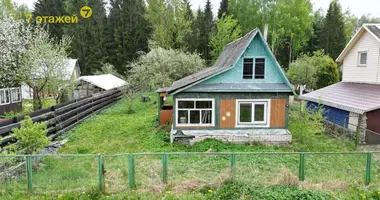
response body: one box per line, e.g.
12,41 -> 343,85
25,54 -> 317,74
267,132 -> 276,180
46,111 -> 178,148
270,99 -> 286,128
220,99 -> 236,128
0,102 -> 22,115
342,31 -> 380,83
159,109 -> 173,125
201,36 -> 285,84
367,109 -> 380,134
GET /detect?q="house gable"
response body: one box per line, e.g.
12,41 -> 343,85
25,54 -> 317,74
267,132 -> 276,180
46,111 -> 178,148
201,35 -> 286,85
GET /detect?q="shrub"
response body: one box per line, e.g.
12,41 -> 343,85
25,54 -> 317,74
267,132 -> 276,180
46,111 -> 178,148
12,116 -> 49,154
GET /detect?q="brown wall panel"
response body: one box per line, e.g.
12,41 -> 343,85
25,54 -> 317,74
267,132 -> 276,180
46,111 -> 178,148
270,99 -> 286,128
220,99 -> 236,128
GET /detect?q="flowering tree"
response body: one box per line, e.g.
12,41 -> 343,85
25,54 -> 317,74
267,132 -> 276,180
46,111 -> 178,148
21,26 -> 73,110
0,13 -> 30,87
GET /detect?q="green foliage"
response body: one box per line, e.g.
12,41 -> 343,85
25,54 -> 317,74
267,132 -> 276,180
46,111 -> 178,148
210,14 -> 241,61
229,0 -> 313,68
33,0 -> 65,41
304,9 -> 324,54
320,0 -> 346,60
127,47 -> 205,91
64,0 -> 108,75
217,0 -> 229,19
11,116 -> 49,154
287,50 -> 339,90
106,0 -> 151,76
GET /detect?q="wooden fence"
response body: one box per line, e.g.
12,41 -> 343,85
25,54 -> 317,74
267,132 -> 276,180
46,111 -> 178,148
0,88 -> 123,147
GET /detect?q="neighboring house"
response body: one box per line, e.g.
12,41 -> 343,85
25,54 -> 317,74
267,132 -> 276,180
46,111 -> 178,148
300,24 -> 380,144
22,59 -> 81,101
75,74 -> 126,99
157,28 -> 294,145
0,86 -> 22,115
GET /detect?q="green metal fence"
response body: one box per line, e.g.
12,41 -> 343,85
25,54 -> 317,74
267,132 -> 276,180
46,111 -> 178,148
0,152 -> 379,194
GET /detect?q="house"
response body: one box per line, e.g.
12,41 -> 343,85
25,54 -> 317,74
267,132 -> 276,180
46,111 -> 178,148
300,24 -> 380,144
0,86 -> 22,115
157,28 -> 294,145
21,59 -> 81,101
74,74 -> 126,99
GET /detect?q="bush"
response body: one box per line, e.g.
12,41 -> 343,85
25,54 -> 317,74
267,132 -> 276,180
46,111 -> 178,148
11,116 -> 49,154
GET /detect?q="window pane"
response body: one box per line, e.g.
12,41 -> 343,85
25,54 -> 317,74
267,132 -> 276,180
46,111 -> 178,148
360,52 -> 367,65
255,58 -> 265,79
239,103 -> 252,122
178,110 -> 188,124
190,110 -> 200,124
254,104 -> 265,121
196,101 -> 212,108
243,58 -> 253,79
0,91 -> 4,104
201,110 -> 212,124
178,101 -> 194,109
5,90 -> 9,103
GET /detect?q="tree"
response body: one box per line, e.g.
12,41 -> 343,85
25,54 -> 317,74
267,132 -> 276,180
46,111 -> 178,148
320,0 -> 346,60
12,116 -> 49,154
303,9 -> 324,54
0,13 -> 30,88
65,0 -> 108,75
210,14 -> 241,61
107,0 -> 151,75
287,50 -> 339,92
199,0 -> 214,65
127,47 -> 206,91
32,0 -> 65,41
21,26 -> 73,110
217,0 -> 229,19
189,7 -> 204,53
0,0 -> 30,19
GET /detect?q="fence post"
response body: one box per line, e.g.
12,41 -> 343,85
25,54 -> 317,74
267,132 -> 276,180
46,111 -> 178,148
298,153 -> 305,181
230,153 -> 236,181
162,153 -> 168,184
25,156 -> 33,192
365,152 -> 372,185
98,154 -> 105,193
128,154 -> 135,188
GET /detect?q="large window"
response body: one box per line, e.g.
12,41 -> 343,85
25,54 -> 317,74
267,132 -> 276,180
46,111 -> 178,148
11,88 -> 21,103
0,89 -> 10,105
358,51 -> 367,66
236,99 -> 270,127
242,57 -> 265,79
176,99 -> 214,126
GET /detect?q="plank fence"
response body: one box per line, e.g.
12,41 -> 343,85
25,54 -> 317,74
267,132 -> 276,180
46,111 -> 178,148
0,88 -> 123,147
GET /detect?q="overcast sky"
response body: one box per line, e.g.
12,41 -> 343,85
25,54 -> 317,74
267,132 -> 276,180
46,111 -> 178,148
13,0 -> 380,18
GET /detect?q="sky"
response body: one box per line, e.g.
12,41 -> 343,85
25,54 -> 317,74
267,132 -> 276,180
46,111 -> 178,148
13,0 -> 380,18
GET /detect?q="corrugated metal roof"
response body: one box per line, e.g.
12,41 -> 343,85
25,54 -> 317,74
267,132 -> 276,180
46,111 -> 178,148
367,25 -> 380,40
299,82 -> 380,114
166,29 -> 260,93
184,83 -> 292,92
78,74 -> 126,90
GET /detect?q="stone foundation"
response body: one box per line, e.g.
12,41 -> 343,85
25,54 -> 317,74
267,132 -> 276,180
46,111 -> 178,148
172,129 -> 291,145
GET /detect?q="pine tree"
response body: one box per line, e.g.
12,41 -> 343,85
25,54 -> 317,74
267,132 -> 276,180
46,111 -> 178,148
190,7 -> 204,53
32,0 -> 65,40
64,0 -> 108,75
200,0 -> 214,65
107,0 -> 151,75
217,0 -> 229,19
320,0 -> 346,60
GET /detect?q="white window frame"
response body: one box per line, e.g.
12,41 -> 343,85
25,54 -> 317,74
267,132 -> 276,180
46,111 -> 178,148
10,87 -> 21,103
0,88 -> 11,105
235,99 -> 271,128
176,98 -> 215,127
358,51 -> 367,67
241,56 -> 266,80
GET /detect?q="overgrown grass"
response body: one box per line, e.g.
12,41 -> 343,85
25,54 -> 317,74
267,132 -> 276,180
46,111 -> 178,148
0,94 -> 378,199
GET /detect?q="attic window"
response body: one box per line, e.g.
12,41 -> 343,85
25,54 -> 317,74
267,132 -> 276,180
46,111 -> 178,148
255,58 -> 265,79
358,52 -> 367,66
243,58 -> 253,79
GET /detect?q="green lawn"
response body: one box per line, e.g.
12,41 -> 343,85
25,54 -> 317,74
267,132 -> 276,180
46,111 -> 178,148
1,94 -> 380,199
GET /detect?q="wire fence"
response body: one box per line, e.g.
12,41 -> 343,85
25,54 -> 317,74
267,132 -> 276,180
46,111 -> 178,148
1,152 -> 380,194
